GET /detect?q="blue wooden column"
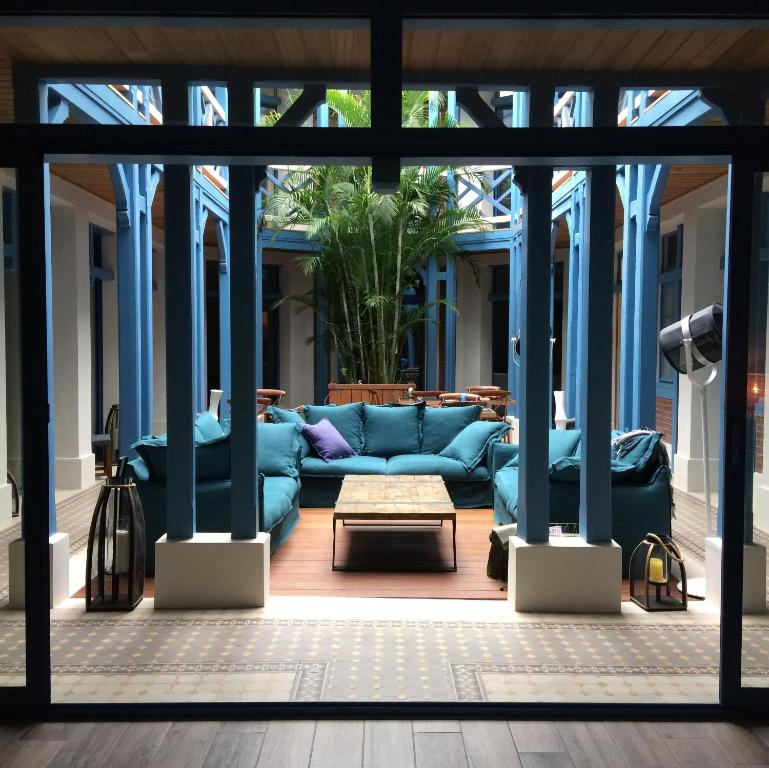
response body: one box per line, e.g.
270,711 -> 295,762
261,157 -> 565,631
444,256 -> 457,391
618,164 -> 637,430
565,182 -> 586,420
425,255 -> 439,390
255,194 -> 264,390
507,233 -> 522,417
162,75 -> 197,540
112,163 -> 143,457
314,271 -> 330,404
631,164 -> 661,429
618,161 -> 669,431
228,78 -> 260,539
215,219 -> 231,420
516,165 -> 553,543
139,166 -> 160,436
579,165 -> 616,543
192,188 -> 209,412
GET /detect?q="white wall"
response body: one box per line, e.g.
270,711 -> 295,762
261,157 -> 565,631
152,246 -> 167,433
455,254 -> 503,390
0,174 -> 14,530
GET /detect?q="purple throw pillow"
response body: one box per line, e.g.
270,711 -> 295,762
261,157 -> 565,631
302,417 -> 357,462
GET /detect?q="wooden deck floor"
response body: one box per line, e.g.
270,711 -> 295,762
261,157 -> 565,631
271,507 -> 507,600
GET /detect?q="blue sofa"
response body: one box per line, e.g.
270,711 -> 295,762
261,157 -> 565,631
269,401 -> 510,508
491,429 -> 673,574
128,415 -> 303,576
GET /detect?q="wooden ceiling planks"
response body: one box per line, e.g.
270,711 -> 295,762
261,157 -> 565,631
0,26 -> 370,69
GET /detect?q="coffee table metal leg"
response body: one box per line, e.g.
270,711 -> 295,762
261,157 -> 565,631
452,516 -> 457,571
332,516 -> 338,571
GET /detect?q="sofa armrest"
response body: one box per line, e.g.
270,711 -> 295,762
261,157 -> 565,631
128,456 -> 150,482
491,442 -> 519,478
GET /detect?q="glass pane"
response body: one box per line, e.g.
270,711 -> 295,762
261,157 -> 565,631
0,169 -> 26,690
742,172 -> 769,688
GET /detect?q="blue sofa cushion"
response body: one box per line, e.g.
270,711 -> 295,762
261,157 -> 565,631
439,421 -> 510,471
258,422 -> 302,478
386,453 -> 490,481
304,402 -> 365,454
263,476 -> 299,530
133,430 -> 232,483
194,412 -> 226,442
494,467 -> 519,517
363,403 -> 421,457
268,406 -> 311,458
420,405 -> 482,454
548,429 -> 582,463
301,455 -> 387,477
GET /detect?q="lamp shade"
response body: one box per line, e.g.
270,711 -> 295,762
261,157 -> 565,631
659,303 -> 722,374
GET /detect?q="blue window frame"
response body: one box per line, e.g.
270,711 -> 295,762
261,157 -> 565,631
657,226 -> 683,397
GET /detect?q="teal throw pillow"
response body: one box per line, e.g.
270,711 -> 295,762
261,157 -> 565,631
194,411 -> 226,443
268,405 -> 311,458
439,420 -> 510,471
258,422 -> 302,478
421,404 -> 482,454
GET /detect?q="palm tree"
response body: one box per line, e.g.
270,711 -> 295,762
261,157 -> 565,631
264,90 -> 490,383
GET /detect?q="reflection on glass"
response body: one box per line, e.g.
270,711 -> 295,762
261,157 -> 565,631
743,172 -> 769,688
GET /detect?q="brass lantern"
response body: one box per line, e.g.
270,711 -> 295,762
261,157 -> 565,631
85,475 -> 146,611
629,533 -> 687,611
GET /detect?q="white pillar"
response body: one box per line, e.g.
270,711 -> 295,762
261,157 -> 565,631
456,262 -> 491,390
673,206 -> 726,494
52,204 -> 95,489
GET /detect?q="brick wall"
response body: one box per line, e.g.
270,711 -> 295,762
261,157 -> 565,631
655,397 -> 673,443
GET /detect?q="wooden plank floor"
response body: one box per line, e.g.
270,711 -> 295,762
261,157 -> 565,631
270,507 -> 508,600
3,719 -> 769,767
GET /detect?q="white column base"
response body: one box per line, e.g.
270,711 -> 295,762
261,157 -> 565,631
154,532 -> 270,609
0,482 -> 14,533
54,454 -> 96,491
705,537 -> 766,614
672,453 -> 721,494
508,536 -> 622,613
8,532 -> 71,609
753,476 -> 769,534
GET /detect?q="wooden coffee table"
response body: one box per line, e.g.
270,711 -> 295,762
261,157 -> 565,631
332,475 -> 457,571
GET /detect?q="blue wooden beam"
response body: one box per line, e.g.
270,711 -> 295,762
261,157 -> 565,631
425,255 -> 438,390
216,218 -> 231,421
228,77 -> 260,539
516,166 -> 553,544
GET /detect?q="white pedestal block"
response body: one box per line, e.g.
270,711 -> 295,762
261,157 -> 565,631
8,532 -> 71,609
705,537 -> 766,614
54,454 -> 96,491
154,532 -> 270,609
508,536 -> 622,613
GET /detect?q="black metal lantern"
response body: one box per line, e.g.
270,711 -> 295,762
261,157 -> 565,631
629,533 -> 687,612
85,473 -> 146,611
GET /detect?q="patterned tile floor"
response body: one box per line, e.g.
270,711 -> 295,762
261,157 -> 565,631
0,484 -> 767,703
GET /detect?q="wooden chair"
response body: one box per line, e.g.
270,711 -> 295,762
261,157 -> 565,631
257,389 -> 286,406
92,404 -> 119,478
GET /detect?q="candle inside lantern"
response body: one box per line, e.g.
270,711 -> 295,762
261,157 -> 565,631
114,529 -> 131,575
648,556 -> 666,585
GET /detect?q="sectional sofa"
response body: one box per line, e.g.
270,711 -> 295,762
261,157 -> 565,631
128,414 -> 303,575
268,401 -> 510,508
491,428 -> 673,574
